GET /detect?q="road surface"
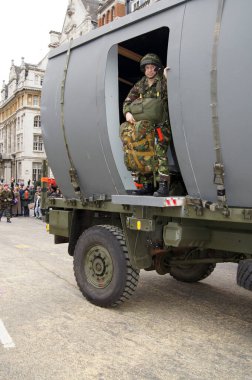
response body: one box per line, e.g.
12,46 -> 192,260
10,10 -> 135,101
0,217 -> 251,379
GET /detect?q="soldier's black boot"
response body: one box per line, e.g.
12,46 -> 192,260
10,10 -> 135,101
153,176 -> 170,197
133,183 -> 154,196
7,218 -> 11,223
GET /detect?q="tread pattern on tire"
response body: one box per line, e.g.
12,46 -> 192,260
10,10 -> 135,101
170,263 -> 216,283
237,259 -> 252,291
100,225 -> 140,306
74,224 -> 140,307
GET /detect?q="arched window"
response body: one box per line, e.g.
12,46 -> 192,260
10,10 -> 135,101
102,14 -> 105,25
106,10 -> 110,24
34,115 -> 41,128
111,6 -> 115,21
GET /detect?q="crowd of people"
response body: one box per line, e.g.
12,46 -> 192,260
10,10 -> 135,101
0,179 -> 62,223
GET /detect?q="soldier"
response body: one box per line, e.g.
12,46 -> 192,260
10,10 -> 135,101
0,184 -> 13,223
120,53 -> 171,196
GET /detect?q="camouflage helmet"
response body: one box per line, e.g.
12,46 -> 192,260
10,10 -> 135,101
140,53 -> 163,72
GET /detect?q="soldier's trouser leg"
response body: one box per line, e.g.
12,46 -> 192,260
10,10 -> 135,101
0,209 -> 3,221
5,207 -> 11,222
137,173 -> 154,186
155,122 -> 171,179
130,172 -> 154,195
153,122 -> 171,197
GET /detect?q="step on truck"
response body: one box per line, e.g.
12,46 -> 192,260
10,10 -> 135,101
41,0 -> 252,307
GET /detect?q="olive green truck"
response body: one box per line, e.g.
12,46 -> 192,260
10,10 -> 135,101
41,0 -> 252,307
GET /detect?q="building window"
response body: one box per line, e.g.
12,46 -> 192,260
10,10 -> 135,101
17,133 -> 23,151
111,6 -> 115,21
102,14 -> 105,25
21,114 -> 24,129
0,143 -> 3,153
34,115 -> 41,128
33,135 -> 43,151
33,96 -> 39,107
32,162 -> 42,182
106,10 -> 110,23
35,75 -> 39,85
17,161 -> 22,180
134,1 -> 140,11
40,77 -> 44,86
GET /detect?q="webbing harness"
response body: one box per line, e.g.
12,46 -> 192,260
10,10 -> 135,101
138,76 -> 163,99
210,0 -> 228,211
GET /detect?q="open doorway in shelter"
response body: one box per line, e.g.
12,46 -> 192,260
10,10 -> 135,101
117,27 -> 187,195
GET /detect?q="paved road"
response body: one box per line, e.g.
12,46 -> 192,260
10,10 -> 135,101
0,217 -> 252,380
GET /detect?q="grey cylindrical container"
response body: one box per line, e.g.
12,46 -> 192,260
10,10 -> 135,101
41,0 -> 252,207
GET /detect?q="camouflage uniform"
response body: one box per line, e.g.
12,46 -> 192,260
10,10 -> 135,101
0,188 -> 13,222
121,73 -> 171,186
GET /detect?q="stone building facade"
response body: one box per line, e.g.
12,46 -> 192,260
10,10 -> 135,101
0,57 -> 47,184
0,0 -> 100,185
96,0 -> 158,27
50,0 -> 100,48
97,0 -> 126,27
126,0 -> 158,13
0,0 -> 159,184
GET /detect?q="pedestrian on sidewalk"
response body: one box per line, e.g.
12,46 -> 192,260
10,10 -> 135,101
12,185 -> 21,217
21,187 -> 32,217
0,184 -> 13,223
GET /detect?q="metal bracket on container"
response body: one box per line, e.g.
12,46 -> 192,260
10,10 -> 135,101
211,0 -> 229,211
69,168 -> 86,205
49,198 -> 56,206
65,198 -> 77,207
243,209 -> 252,220
213,162 -> 224,185
185,197 -> 203,216
69,167 -> 81,194
88,194 -> 107,202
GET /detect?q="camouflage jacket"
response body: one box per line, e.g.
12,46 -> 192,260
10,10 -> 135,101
123,74 -> 168,116
0,189 -> 13,209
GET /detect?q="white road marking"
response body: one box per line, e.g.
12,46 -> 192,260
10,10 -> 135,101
0,319 -> 15,349
14,244 -> 31,249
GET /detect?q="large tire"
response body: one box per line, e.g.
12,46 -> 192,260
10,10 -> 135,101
237,259 -> 252,291
73,225 -> 140,307
170,263 -> 216,283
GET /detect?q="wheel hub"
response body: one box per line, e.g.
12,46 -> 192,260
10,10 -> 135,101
85,245 -> 113,288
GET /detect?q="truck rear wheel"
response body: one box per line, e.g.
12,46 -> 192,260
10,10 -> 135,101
237,259 -> 252,290
170,263 -> 216,283
73,225 -> 139,307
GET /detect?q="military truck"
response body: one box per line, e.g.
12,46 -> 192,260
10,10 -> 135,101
41,0 -> 252,307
